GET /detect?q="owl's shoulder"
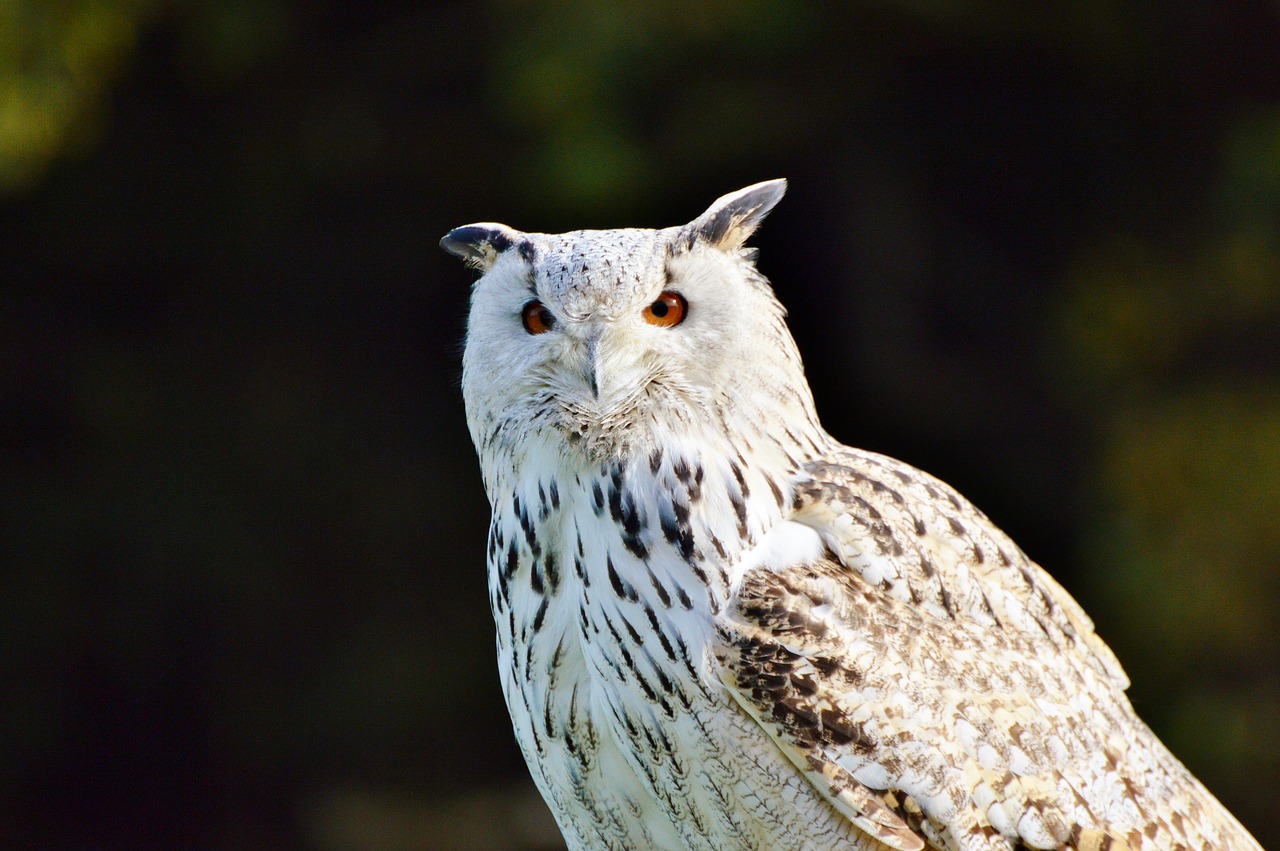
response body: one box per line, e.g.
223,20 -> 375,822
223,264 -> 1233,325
784,445 -> 1129,689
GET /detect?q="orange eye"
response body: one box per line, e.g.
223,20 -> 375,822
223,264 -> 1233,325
642,291 -> 687,328
521,301 -> 556,335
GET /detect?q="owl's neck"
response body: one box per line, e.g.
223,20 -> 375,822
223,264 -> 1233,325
484,407 -> 832,611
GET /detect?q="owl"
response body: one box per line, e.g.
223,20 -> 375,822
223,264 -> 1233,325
442,181 -> 1261,850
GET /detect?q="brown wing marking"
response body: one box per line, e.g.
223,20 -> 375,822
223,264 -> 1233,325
717,566 -> 928,850
721,679 -> 926,851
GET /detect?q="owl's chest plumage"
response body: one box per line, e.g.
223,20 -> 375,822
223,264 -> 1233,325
483,442 -> 880,851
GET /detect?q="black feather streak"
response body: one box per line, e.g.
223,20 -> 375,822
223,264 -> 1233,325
607,556 -> 638,602
544,551 -> 560,593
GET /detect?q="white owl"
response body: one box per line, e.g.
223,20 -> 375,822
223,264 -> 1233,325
443,181 -> 1261,850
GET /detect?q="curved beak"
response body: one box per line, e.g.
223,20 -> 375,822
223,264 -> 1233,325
583,333 -> 601,400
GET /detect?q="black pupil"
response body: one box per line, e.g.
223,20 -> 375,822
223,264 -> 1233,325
650,299 -> 669,318
524,303 -> 554,331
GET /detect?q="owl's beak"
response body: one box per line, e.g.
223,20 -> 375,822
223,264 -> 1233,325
584,334 -> 601,400
576,323 -> 633,404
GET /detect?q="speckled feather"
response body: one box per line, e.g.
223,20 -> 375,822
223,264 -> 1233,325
445,181 -> 1261,851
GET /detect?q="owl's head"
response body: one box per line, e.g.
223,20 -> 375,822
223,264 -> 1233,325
445,180 -> 821,473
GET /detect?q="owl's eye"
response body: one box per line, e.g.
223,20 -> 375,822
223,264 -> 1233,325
521,300 -> 556,335
642,291 -> 687,328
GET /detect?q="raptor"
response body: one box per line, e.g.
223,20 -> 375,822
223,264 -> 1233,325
443,181 -> 1261,850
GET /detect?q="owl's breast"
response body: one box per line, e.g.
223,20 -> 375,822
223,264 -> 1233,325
483,452 -> 886,850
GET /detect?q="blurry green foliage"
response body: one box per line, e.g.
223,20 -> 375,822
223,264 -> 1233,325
487,0 -> 816,209
1052,110 -> 1280,811
0,0 -> 158,191
175,0 -> 293,85
1093,390 -> 1280,657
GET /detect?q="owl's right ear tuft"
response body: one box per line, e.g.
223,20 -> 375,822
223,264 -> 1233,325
440,223 -> 528,272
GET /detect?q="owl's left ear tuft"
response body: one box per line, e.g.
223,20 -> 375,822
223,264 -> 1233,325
441,223 -> 528,272
680,179 -> 787,253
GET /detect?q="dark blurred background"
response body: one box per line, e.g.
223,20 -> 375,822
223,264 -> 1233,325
2,2 -> 1278,849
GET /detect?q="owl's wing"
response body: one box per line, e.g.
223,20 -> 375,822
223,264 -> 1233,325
716,447 -> 1143,850
789,448 -> 1129,690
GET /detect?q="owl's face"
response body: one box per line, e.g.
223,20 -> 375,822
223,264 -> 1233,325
447,181 -> 815,472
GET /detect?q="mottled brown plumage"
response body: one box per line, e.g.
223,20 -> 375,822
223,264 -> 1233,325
717,447 -> 1255,850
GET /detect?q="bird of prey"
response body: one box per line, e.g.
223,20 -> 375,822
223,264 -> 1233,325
442,180 -> 1261,850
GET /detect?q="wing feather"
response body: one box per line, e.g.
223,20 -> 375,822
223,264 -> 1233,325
721,677 -> 926,851
789,448 -> 1128,689
711,447 -> 1209,850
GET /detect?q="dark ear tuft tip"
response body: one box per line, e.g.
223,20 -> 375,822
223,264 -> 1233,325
681,179 -> 788,253
440,223 -> 525,271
